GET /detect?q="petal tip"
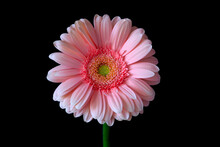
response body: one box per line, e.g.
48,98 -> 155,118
49,53 -> 54,60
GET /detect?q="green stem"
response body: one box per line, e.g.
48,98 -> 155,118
103,123 -> 110,147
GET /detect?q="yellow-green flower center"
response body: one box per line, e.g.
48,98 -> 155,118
83,49 -> 128,90
98,65 -> 110,77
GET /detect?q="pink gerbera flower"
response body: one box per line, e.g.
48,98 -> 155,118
47,14 -> 160,126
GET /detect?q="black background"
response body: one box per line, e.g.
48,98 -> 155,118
4,1 -> 210,146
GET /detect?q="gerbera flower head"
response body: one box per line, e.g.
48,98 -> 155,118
47,14 -> 160,126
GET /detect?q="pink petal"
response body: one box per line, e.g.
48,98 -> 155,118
111,16 -> 121,26
53,40 -> 86,61
118,84 -> 136,99
103,105 -> 113,122
59,94 -> 73,114
127,113 -> 132,121
75,19 -> 97,50
64,100 -> 74,114
140,56 -> 159,65
131,26 -> 138,32
114,113 -> 121,121
94,14 -> 102,48
129,68 -> 155,79
140,89 -> 155,102
70,82 -> 89,107
75,84 -> 93,109
133,94 -> 143,112
110,19 -> 132,51
106,117 -> 115,126
97,119 -> 105,125
129,62 -> 159,72
53,76 -> 82,101
81,19 -> 98,47
145,72 -> 160,81
118,90 -> 135,112
114,110 -> 130,121
68,25 -> 91,56
96,91 -> 114,123
147,81 -> 160,85
47,65 -> 70,83
47,65 -> 81,83
146,49 -> 156,58
73,108 -> 84,118
140,110 -> 144,114
103,98 -> 113,122
69,105 -> 77,113
125,40 -> 152,65
145,73 -> 161,85
90,90 -> 103,119
83,106 -> 93,123
52,68 -> 81,77
131,111 -> 139,117
125,78 -> 155,101
120,28 -> 145,56
106,88 -> 123,113
100,15 -> 113,48
59,95 -> 70,109
67,24 -> 74,34
97,101 -> 106,124
142,100 -> 150,107
49,52 -> 83,68
60,33 -> 75,46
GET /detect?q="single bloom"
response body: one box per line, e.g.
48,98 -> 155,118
47,14 -> 160,126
